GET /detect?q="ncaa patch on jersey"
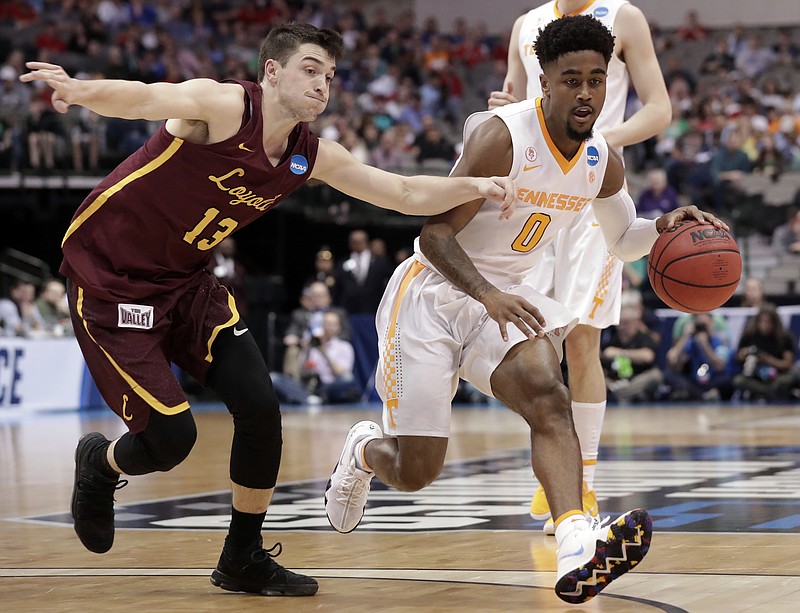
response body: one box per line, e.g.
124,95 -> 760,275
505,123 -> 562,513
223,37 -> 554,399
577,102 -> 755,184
586,146 -> 600,167
118,304 -> 154,329
594,7 -> 609,18
290,154 -> 309,175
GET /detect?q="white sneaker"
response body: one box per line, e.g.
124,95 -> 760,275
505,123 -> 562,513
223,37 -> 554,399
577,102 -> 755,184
554,509 -> 652,604
324,421 -> 382,533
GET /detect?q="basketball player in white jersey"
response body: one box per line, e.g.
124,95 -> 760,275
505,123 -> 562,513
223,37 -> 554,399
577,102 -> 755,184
489,0 -> 671,532
325,16 -> 724,604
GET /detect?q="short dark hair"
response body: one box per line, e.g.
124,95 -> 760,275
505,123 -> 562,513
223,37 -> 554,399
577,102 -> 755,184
534,15 -> 615,68
257,23 -> 344,82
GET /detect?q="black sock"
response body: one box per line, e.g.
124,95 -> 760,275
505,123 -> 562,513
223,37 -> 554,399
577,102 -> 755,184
90,441 -> 119,479
226,507 -> 266,556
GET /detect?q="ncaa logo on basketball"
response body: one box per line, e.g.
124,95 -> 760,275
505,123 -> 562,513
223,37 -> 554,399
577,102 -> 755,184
691,227 -> 730,243
586,146 -> 600,167
289,154 -> 309,175
594,7 -> 609,18
525,147 -> 538,163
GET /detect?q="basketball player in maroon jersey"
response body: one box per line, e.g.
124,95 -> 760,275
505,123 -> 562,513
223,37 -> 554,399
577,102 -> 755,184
19,23 -> 516,598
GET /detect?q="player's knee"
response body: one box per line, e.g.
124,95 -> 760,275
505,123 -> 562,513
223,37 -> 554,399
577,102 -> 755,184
395,462 -> 440,492
521,379 -> 571,432
146,414 -> 197,471
565,326 -> 601,358
232,386 -> 282,441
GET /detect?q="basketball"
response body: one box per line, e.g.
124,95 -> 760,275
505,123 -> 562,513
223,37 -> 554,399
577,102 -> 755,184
647,220 -> 742,313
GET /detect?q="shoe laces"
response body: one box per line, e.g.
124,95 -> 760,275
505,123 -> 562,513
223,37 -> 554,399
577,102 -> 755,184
587,514 -> 610,532
78,475 -> 127,507
336,464 -> 369,505
250,542 -> 282,564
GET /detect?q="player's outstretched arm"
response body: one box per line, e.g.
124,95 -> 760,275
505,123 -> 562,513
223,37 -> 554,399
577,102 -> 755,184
19,62 -> 242,124
311,138 -> 516,218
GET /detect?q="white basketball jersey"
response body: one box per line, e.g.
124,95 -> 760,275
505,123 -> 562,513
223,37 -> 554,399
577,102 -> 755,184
518,0 -> 630,133
414,98 -> 609,289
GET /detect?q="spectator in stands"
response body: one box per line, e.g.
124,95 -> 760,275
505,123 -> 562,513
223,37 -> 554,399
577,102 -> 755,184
34,278 -> 72,336
0,279 -> 45,337
26,97 -> 62,172
283,281 -> 349,380
333,229 -> 393,315
734,305 -> 799,401
709,130 -> 752,213
70,107 -> 104,173
297,310 -> 360,404
735,34 -> 775,80
601,305 -> 663,404
676,10 -> 708,41
413,118 -> 455,167
368,127 -> 409,170
305,246 -> 337,291
637,168 -> 680,219
771,208 -> 800,257
665,312 -> 734,401
699,38 -> 735,76
753,133 -> 786,182
741,277 -> 768,309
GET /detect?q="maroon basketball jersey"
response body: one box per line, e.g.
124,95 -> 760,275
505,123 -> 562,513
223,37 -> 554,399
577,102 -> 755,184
61,80 -> 318,301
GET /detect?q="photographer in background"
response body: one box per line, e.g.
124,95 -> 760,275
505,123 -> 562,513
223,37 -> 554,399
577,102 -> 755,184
665,312 -> 735,401
733,305 -> 798,401
300,310 -> 360,404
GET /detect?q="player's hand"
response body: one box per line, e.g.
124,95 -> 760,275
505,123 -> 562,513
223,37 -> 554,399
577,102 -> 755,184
19,62 -> 79,113
481,288 -> 546,342
478,176 -> 517,220
656,205 -> 730,233
487,82 -> 519,110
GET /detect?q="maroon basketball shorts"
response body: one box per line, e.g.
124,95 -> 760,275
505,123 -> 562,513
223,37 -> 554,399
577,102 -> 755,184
68,272 -> 240,432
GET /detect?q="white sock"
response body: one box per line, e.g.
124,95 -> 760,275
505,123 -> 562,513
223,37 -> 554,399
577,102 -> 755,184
353,437 -> 374,472
554,514 -> 590,547
571,400 -> 606,490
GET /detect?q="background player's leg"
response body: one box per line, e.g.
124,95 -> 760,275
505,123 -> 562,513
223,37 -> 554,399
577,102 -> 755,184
564,325 -> 606,491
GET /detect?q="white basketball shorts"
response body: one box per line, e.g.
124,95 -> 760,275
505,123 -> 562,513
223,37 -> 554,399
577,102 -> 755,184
526,205 -> 623,329
375,258 -> 579,438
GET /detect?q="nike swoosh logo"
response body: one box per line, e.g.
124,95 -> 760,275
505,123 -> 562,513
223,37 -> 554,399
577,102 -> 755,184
562,543 -> 585,559
523,164 -> 542,172
238,143 -> 254,152
591,222 -> 600,227
233,326 -> 249,336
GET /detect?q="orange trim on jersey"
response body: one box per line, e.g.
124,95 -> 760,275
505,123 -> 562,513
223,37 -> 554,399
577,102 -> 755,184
554,0 -> 597,18
205,289 -> 240,362
582,459 -> 598,466
62,137 -> 185,246
382,260 -> 426,429
535,98 -> 586,175
76,286 -> 190,416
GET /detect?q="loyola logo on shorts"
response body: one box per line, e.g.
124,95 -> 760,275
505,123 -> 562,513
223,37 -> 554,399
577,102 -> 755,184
118,304 -> 154,329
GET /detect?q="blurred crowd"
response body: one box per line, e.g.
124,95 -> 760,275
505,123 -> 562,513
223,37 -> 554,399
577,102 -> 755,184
1,2 -> 800,404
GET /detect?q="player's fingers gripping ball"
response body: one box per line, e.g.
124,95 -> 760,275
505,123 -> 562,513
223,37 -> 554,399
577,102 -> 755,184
648,220 -> 741,313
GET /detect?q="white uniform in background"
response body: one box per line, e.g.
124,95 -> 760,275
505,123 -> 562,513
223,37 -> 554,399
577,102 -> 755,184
518,0 -> 630,327
375,98 -> 611,437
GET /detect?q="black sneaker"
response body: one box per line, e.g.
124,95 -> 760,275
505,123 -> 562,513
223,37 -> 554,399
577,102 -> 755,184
71,432 -> 126,554
211,539 -> 318,596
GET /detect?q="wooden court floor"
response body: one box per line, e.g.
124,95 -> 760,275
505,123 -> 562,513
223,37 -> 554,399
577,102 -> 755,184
2,401 -> 800,612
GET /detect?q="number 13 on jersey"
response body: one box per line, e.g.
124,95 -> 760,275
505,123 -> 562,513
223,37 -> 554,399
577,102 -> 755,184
183,207 -> 239,251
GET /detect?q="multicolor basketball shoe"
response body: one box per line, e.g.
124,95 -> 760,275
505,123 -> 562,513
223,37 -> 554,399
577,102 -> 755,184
554,509 -> 652,604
